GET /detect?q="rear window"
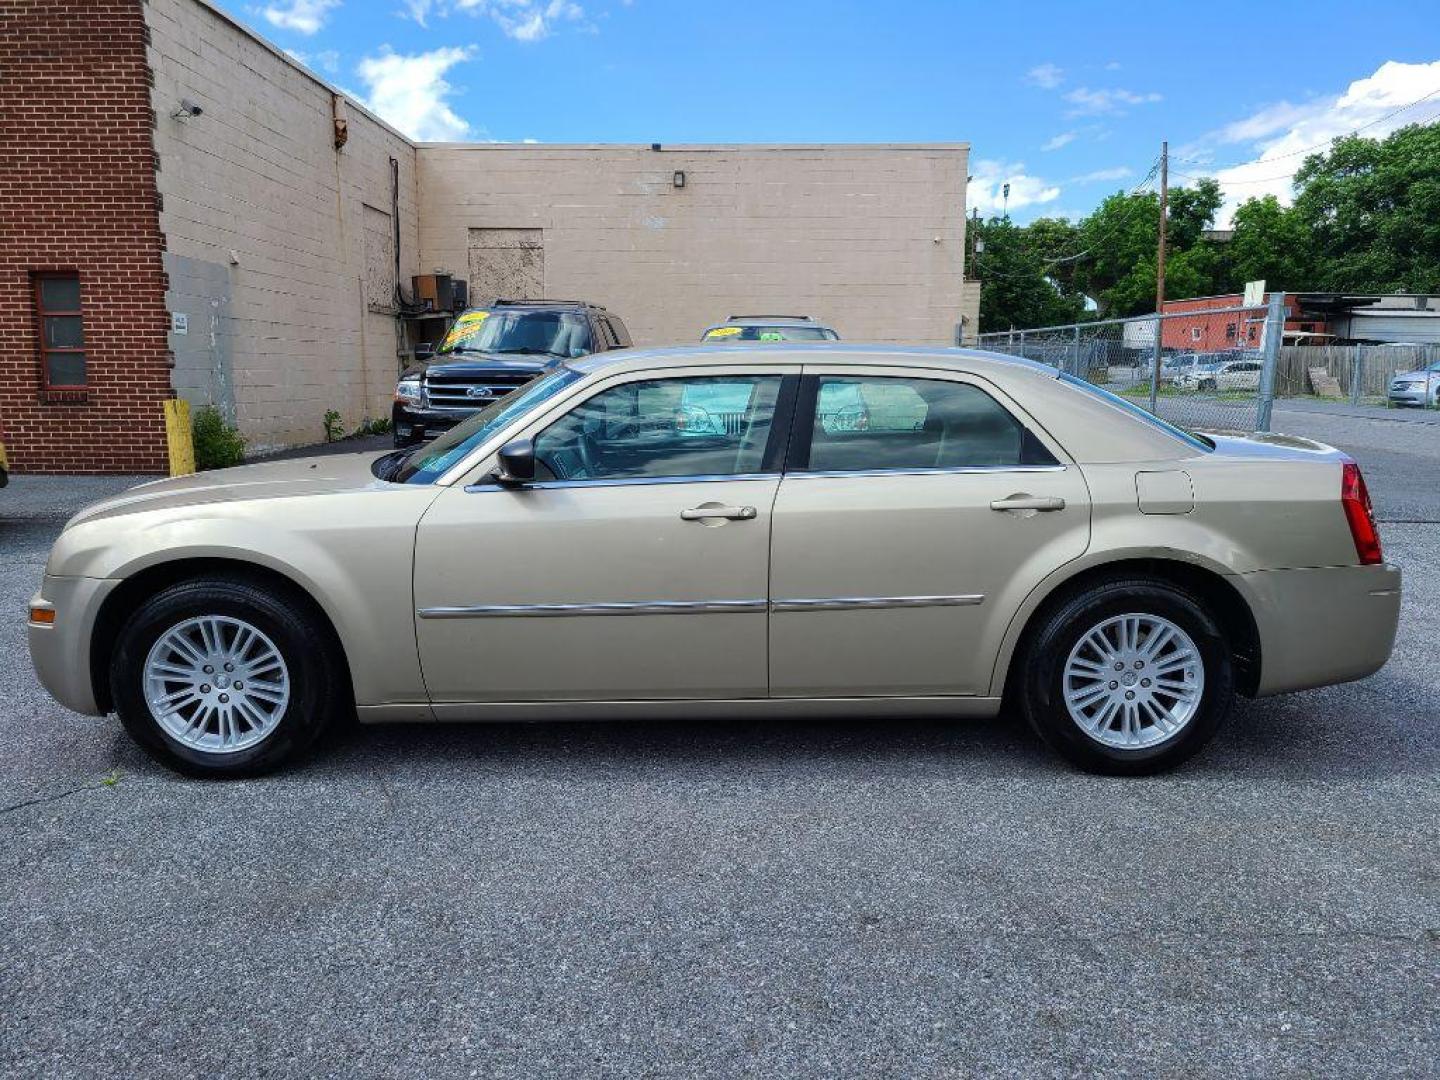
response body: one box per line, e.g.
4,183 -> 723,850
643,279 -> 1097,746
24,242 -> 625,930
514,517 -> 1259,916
1058,373 -> 1213,452
703,325 -> 837,343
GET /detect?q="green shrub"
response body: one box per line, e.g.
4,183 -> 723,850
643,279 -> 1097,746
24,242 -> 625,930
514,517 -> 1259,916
356,416 -> 392,436
192,406 -> 246,470
323,409 -> 345,443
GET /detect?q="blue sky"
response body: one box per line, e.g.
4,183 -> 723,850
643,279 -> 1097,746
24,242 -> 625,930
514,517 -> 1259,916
223,0 -> 1440,224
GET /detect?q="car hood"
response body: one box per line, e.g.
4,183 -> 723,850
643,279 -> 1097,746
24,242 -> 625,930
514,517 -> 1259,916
406,353 -> 556,379
66,452 -> 392,529
1393,370 -> 1436,382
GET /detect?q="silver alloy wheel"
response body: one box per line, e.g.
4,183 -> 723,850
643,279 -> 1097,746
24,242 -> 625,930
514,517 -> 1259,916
1062,613 -> 1204,750
143,615 -> 291,754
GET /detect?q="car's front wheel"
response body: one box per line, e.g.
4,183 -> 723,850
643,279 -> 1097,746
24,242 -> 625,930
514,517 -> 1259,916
1018,577 -> 1234,775
110,577 -> 343,777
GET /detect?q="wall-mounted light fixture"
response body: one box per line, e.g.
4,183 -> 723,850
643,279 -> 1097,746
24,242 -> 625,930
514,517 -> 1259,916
673,170 -> 686,189
171,99 -> 204,121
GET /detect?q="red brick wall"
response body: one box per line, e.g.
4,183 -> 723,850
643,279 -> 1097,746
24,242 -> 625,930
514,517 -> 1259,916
1160,294 -> 1314,352
0,0 -> 170,473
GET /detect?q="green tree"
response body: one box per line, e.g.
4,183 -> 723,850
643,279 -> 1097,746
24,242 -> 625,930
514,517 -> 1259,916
973,216 -> 1087,332
1289,122 -> 1440,292
1226,195 -> 1314,290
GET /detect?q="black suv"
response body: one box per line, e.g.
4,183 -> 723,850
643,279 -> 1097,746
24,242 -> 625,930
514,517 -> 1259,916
392,299 -> 632,448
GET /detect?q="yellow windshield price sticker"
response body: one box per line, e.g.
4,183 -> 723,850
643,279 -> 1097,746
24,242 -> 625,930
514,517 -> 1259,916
441,310 -> 489,351
706,326 -> 742,339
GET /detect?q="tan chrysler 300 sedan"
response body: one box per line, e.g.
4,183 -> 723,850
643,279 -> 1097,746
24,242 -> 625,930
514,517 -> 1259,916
30,346 -> 1400,777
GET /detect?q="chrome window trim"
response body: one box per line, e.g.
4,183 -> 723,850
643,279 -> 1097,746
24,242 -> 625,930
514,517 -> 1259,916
418,595 -> 985,619
770,594 -> 984,613
465,472 -> 778,493
785,465 -> 1068,481
418,599 -> 769,619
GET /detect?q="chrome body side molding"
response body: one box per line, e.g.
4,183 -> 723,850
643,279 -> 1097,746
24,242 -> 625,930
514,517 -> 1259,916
418,595 -> 985,619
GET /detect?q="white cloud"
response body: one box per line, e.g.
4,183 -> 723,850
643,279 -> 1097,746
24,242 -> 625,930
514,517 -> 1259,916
260,0 -> 340,34
1027,63 -> 1064,89
452,0 -> 586,40
356,46 -> 476,141
969,159 -> 1061,216
285,47 -> 341,74
1184,60 -> 1440,225
1041,130 -> 1077,151
401,0 -> 433,24
1070,166 -> 1132,183
1064,86 -> 1162,116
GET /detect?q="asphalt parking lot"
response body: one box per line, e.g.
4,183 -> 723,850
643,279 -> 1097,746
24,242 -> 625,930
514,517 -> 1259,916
2,410 -> 1437,1078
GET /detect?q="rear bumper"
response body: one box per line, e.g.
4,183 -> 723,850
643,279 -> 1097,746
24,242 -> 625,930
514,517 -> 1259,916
29,574 -> 120,716
1243,563 -> 1401,696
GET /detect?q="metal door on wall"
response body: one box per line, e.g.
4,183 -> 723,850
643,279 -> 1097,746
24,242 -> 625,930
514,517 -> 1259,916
468,228 -> 544,300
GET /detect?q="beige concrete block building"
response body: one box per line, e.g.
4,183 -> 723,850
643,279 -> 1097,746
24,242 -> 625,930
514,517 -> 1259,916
417,144 -> 973,348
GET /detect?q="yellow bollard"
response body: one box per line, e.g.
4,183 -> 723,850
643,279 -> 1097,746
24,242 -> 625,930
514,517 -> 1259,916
164,398 -> 196,477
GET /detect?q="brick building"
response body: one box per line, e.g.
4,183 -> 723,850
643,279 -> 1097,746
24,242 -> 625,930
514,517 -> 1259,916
0,0 -> 172,473
1,0 -> 974,474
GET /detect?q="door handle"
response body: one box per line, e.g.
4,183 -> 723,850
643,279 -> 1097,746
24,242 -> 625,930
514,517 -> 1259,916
681,504 -> 758,521
990,494 -> 1066,513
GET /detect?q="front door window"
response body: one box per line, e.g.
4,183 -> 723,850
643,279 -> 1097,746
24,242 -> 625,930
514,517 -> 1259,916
533,375 -> 785,482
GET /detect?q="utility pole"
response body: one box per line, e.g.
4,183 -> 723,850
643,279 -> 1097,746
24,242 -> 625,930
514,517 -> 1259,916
1155,141 -> 1169,313
1148,140 -> 1169,413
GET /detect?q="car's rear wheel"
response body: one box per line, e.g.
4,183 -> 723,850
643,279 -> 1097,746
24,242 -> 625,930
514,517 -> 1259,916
1199,378 -> 1217,391
111,577 -> 342,777
1018,577 -> 1234,775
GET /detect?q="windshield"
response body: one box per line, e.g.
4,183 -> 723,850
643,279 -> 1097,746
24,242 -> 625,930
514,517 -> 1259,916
438,310 -> 593,359
702,325 -> 837,342
1058,373 -> 1213,452
391,367 -> 585,484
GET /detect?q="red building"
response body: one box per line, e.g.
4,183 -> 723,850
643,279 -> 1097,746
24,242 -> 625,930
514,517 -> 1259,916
1160,294 -> 1326,352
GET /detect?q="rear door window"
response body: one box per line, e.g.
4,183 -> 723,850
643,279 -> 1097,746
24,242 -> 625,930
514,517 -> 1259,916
798,376 -> 1056,473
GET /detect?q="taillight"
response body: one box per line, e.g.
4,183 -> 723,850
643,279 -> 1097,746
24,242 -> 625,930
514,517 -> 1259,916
1341,460 -> 1383,565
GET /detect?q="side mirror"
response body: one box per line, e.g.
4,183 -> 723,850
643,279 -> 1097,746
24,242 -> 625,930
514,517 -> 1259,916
495,438 -> 536,486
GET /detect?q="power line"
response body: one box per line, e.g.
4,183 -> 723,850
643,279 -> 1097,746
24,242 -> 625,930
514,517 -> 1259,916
1174,84 -> 1440,174
1171,102 -> 1440,188
971,158 -> 1161,282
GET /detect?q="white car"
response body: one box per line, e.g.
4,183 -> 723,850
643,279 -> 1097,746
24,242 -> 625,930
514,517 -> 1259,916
1176,359 -> 1263,392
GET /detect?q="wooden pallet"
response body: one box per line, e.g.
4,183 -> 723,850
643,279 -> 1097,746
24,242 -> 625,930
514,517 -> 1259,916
1308,367 -> 1344,399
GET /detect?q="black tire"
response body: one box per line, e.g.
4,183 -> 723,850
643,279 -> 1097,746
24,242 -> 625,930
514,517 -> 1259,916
1017,577 -> 1234,775
1199,378 -> 1217,391
110,577 -> 343,777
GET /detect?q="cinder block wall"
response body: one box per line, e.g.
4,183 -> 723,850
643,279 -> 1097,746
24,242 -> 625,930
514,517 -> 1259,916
0,0 -> 171,474
146,0 -> 420,452
416,144 -> 971,347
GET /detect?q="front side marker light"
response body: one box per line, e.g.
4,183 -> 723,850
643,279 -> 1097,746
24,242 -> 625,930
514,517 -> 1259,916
30,606 -> 56,625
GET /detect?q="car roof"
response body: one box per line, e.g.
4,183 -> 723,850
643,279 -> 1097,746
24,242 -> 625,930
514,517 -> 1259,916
725,314 -> 817,325
567,343 -> 1061,379
476,299 -> 605,313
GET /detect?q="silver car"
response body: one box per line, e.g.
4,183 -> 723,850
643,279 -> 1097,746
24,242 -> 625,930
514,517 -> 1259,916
30,346 -> 1399,778
1387,361 -> 1440,407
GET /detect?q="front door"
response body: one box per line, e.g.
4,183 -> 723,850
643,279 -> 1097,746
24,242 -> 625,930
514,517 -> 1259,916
768,368 -> 1091,697
413,370 -> 797,703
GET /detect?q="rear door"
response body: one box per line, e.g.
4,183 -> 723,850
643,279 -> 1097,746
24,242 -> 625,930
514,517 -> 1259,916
767,366 -> 1091,698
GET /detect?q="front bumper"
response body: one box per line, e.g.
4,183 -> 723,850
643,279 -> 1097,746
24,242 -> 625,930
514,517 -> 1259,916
1243,562 -> 1401,697
1387,385 -> 1433,406
391,403 -> 470,444
29,574 -> 121,716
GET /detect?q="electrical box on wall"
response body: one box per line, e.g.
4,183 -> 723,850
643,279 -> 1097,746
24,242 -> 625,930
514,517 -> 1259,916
412,273 -> 453,312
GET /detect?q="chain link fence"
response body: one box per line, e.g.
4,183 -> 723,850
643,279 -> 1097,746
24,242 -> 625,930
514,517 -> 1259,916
975,299 -> 1284,433
1273,344 -> 1440,407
